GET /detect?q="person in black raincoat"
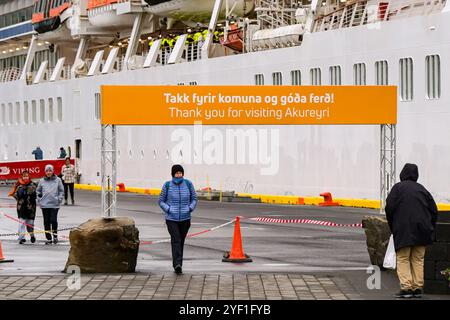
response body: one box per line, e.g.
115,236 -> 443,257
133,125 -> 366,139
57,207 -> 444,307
385,163 -> 438,298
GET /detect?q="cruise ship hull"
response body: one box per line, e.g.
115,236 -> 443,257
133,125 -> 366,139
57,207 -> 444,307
1,12 -> 449,203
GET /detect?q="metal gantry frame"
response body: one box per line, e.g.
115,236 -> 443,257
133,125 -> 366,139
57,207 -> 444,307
101,124 -> 117,218
100,122 -> 396,217
380,124 -> 397,213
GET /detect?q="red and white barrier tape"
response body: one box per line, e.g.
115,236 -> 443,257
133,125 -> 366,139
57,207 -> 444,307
140,218 -> 236,246
0,211 -> 71,239
248,217 -> 363,228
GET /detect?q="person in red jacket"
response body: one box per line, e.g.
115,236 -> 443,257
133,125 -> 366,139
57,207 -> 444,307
8,170 -> 37,244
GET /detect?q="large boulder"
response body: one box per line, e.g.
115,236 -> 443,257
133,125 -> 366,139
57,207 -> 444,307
64,217 -> 139,273
362,215 -> 391,268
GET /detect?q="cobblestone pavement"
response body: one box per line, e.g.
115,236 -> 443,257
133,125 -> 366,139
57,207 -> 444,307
0,273 -> 361,300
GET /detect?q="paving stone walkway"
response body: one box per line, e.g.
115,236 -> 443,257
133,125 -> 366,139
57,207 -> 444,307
0,273 -> 361,300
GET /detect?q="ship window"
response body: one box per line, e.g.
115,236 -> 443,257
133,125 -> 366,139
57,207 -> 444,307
399,58 -> 413,101
1,104 -> 5,126
24,101 -> 29,125
57,97 -> 62,122
48,98 -> 54,122
40,99 -> 45,123
189,81 -> 198,86
31,100 -> 37,124
255,74 -> 264,85
375,60 -> 388,85
329,66 -> 342,85
15,102 -> 20,125
94,93 -> 101,120
272,72 -> 282,85
8,103 -> 13,125
353,63 -> 366,85
426,55 -> 440,100
310,68 -> 321,85
291,70 -> 301,85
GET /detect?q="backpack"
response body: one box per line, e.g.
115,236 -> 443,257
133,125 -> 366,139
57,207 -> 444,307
163,179 -> 194,203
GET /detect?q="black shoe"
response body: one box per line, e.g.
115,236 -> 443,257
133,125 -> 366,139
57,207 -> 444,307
30,236 -> 36,244
413,289 -> 422,298
394,290 -> 413,298
45,240 -> 53,245
64,201 -> 68,205
53,237 -> 58,244
174,265 -> 182,274
71,200 -> 75,205
19,239 -> 26,244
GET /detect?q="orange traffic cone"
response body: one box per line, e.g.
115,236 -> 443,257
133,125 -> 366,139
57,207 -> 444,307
222,216 -> 252,263
0,240 -> 14,263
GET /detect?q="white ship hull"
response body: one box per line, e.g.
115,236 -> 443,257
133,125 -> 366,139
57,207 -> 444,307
1,12 -> 450,203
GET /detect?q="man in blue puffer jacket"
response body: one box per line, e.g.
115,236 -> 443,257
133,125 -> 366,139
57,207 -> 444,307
159,164 -> 197,274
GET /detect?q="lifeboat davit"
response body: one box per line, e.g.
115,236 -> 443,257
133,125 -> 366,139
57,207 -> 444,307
87,0 -> 138,30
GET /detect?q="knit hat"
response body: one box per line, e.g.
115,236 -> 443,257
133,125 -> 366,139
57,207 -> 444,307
171,164 -> 184,177
45,164 -> 54,172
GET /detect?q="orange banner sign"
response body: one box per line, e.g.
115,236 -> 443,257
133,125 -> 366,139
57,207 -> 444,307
101,86 -> 397,125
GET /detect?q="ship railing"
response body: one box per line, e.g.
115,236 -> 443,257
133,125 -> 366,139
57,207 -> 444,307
0,67 -> 22,83
313,0 -> 447,33
27,39 -> 207,84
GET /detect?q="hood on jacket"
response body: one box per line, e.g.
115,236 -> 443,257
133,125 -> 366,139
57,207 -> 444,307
400,163 -> 419,182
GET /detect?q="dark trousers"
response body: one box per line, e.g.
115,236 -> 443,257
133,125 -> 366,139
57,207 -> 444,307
42,208 -> 59,240
63,183 -> 74,202
166,219 -> 191,268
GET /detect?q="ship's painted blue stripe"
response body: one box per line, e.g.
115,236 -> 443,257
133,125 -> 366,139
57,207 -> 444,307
0,22 -> 33,41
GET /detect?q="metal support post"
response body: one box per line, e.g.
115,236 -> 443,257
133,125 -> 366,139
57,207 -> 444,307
20,35 -> 38,81
380,124 -> 396,213
201,0 -> 223,59
101,124 -> 117,218
124,12 -> 145,70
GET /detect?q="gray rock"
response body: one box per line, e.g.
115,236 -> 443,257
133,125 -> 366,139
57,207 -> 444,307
362,215 -> 391,268
64,217 -> 139,273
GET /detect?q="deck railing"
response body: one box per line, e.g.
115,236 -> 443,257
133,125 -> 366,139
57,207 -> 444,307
313,0 -> 446,33
0,67 -> 21,83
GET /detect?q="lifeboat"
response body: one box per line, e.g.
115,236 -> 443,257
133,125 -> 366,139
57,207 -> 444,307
143,0 -> 254,24
219,24 -> 243,52
32,0 -> 72,34
87,0 -> 139,30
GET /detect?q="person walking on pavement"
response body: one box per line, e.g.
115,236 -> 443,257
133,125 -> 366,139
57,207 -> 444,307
61,157 -> 76,205
8,170 -> 37,244
32,146 -> 43,160
385,163 -> 438,299
37,164 -> 64,245
159,164 -> 197,274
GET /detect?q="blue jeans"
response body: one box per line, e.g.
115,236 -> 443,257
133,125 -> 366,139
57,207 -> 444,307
18,218 -> 34,241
